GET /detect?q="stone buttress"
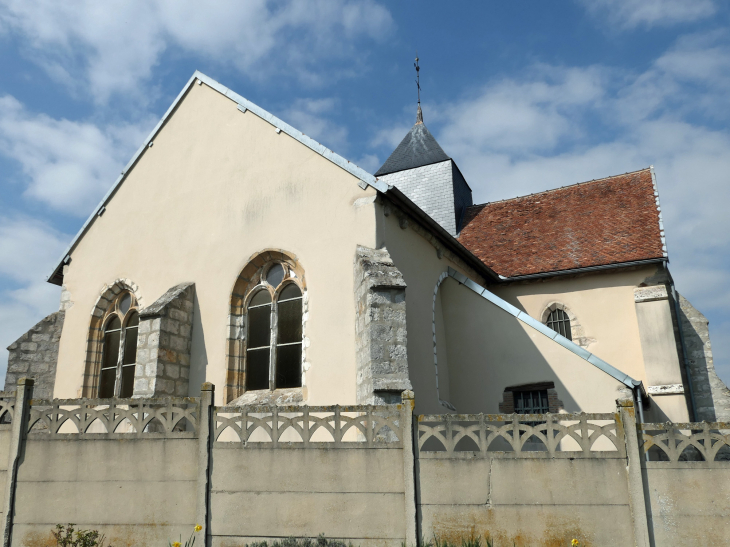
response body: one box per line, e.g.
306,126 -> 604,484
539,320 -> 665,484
354,246 -> 412,404
134,282 -> 195,397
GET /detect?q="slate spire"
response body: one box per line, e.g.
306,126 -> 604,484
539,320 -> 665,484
374,115 -> 449,177
374,55 -> 450,177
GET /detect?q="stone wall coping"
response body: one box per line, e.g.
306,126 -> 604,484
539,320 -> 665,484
139,282 -> 195,318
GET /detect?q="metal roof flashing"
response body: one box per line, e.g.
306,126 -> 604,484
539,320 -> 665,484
650,165 -> 669,259
496,257 -> 667,282
46,71 -> 387,285
446,267 -> 642,391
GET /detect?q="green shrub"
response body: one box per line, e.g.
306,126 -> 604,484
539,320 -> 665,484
51,524 -> 112,547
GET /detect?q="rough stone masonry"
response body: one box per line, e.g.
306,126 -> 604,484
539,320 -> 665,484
354,246 -> 412,404
4,311 -> 64,399
134,282 -> 195,397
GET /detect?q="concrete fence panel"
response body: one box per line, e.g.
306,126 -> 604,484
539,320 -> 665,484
416,412 -> 635,546
640,421 -> 730,545
208,402 -> 412,547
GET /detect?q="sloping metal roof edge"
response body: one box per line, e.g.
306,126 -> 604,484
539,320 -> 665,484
649,165 -> 669,259
446,267 -> 643,391
385,187 -> 501,283
497,257 -> 666,282
47,70 -> 388,285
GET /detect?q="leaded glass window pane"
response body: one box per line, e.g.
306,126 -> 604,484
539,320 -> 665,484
122,313 -> 139,366
265,264 -> 285,288
276,344 -> 301,389
106,315 -> 121,331
246,348 -> 270,390
250,290 -> 271,307
102,330 -> 121,371
279,283 -> 301,301
248,305 -> 271,349
119,293 -> 132,314
99,368 -> 116,399
120,365 -> 135,398
277,298 -> 302,345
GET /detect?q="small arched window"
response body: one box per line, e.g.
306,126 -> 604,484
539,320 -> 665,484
546,308 -> 572,340
99,292 -> 139,398
245,263 -> 303,391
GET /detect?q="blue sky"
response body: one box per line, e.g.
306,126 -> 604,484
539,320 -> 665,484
1,0 -> 730,387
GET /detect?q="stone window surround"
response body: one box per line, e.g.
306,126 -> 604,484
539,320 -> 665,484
498,381 -> 565,414
83,279 -> 144,398
540,302 -> 593,349
225,250 -> 308,404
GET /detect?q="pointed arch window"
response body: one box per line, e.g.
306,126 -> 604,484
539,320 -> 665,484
546,308 -> 572,340
99,292 -> 139,398
245,263 -> 303,391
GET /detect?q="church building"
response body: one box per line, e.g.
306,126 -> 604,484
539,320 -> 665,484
6,71 -> 730,425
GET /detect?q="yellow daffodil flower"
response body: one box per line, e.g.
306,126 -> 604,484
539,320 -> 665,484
571,540 -> 579,546
172,542 -> 181,547
195,524 -> 202,532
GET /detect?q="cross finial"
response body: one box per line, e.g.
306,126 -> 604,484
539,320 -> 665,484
414,55 -> 423,124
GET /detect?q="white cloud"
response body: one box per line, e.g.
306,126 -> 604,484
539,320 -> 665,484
579,0 -> 716,29
0,0 -> 394,104
354,153 -> 380,174
282,98 -> 349,152
0,216 -> 68,384
0,95 -> 151,215
440,66 -> 607,156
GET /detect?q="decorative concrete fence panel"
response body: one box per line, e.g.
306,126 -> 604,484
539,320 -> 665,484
416,412 -> 636,546
8,395 -> 200,547
640,421 -> 730,545
209,402 -> 414,547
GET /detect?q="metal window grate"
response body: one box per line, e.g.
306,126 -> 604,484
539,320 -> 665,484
514,389 -> 550,415
546,309 -> 572,340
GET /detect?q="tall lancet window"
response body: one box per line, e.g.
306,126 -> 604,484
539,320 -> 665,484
99,292 -> 139,398
245,263 -> 303,391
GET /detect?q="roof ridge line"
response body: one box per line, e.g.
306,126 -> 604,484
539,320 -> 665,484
470,167 -> 653,208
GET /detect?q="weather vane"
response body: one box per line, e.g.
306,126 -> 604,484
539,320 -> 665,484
414,55 -> 421,106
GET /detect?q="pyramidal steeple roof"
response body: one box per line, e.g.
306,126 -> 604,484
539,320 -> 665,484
374,107 -> 450,177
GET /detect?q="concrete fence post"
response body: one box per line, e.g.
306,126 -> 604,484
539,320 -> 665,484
196,383 -> 214,547
401,390 -> 417,547
1,378 -> 33,547
617,398 -> 651,547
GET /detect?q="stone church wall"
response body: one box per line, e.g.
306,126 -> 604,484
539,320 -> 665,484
4,312 -> 64,399
678,293 -> 730,422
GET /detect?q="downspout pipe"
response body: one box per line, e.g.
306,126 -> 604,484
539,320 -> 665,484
664,261 -> 698,422
634,385 -> 649,461
635,386 -> 645,424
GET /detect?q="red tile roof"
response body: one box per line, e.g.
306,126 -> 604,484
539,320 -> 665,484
458,168 -> 666,278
